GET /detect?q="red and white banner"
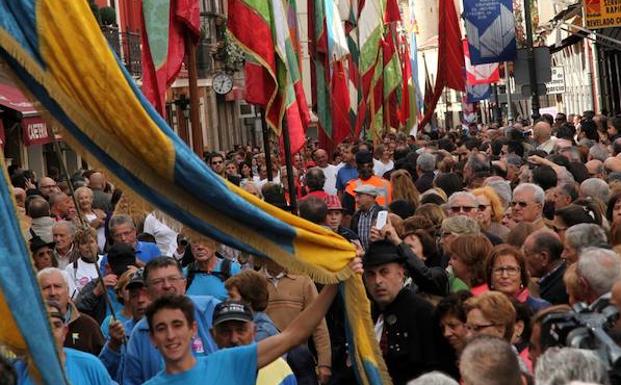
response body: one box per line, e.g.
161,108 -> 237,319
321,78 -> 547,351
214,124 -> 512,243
463,39 -> 500,85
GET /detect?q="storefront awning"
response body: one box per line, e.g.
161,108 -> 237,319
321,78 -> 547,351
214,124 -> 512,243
0,76 -> 55,146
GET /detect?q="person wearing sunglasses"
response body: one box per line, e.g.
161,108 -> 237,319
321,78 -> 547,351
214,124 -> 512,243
446,192 -> 503,246
510,183 -> 547,231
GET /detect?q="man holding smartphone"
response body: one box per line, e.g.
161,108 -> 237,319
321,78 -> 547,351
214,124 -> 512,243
350,185 -> 384,250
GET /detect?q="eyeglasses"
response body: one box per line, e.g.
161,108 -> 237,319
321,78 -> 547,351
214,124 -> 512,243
465,323 -> 497,333
493,266 -> 521,276
211,161 -> 223,165
478,204 -> 490,211
148,275 -> 185,287
510,201 -> 530,208
449,206 -> 477,213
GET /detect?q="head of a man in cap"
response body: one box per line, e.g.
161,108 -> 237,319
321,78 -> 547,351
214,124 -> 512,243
210,301 -> 256,348
363,240 -> 407,309
354,185 -> 378,211
356,150 -> 375,180
325,195 -> 344,231
46,300 -> 68,353
125,269 -> 150,321
30,236 -> 57,271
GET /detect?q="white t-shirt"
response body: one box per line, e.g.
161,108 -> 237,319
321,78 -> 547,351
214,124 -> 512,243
319,164 -> 339,195
65,255 -> 103,299
84,212 -> 106,253
143,213 -> 178,257
373,159 -> 394,178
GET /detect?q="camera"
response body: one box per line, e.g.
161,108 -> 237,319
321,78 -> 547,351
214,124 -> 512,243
540,298 -> 621,371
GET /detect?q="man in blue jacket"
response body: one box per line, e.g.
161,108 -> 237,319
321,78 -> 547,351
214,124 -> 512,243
122,256 -> 220,385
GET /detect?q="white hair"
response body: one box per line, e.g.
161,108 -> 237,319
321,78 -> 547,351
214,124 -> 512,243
579,179 -> 610,205
52,220 -> 76,235
416,153 -> 436,173
408,372 -> 459,385
577,247 -> 621,298
534,348 -> 609,385
565,224 -> 608,253
486,179 -> 512,208
513,183 -> 545,204
447,191 -> 478,207
37,267 -> 70,288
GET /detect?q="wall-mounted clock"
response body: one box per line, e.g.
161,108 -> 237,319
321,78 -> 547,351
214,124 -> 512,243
213,72 -> 234,95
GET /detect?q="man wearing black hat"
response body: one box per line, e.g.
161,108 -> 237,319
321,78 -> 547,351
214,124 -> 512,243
342,150 -> 392,218
75,243 -> 137,324
29,235 -> 57,271
211,301 -> 296,385
363,240 -> 440,385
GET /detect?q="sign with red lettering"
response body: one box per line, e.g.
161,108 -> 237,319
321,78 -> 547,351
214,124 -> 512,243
22,116 -> 51,145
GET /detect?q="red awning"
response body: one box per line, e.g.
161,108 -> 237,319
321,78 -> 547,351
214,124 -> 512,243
0,81 -> 40,117
0,75 -> 54,146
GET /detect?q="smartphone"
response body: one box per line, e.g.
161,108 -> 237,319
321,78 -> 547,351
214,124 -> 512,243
375,210 -> 388,229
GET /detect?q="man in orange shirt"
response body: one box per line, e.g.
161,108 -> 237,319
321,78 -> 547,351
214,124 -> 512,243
343,150 -> 392,216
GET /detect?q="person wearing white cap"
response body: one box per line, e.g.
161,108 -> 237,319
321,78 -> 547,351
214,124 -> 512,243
350,184 -> 383,250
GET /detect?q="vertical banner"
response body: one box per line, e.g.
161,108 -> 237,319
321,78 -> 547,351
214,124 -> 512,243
463,0 -> 517,65
464,40 -> 493,103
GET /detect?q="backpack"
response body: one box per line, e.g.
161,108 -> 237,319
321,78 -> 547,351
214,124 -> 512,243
186,257 -> 232,289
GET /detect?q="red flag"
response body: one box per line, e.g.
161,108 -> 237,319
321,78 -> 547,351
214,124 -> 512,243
141,0 -> 200,116
331,60 -> 352,144
419,0 -> 465,128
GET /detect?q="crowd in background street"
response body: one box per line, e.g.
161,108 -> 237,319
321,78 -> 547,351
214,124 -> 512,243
5,109 -> 621,385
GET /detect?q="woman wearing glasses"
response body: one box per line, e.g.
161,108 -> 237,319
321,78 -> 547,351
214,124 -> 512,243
462,292 -> 531,374
485,245 -> 550,313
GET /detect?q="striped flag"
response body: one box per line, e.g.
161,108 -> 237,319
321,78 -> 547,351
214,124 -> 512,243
228,0 -> 310,153
309,0 -> 352,146
418,0 -> 465,128
355,0 -> 384,137
140,0 -> 200,116
0,157 -> 68,384
0,1 -> 389,385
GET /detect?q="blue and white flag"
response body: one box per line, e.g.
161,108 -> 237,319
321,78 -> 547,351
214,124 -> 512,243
466,84 -> 491,103
463,0 -> 517,65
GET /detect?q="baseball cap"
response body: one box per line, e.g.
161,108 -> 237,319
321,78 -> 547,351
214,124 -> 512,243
353,184 -> 378,197
212,301 -> 254,326
126,269 -> 145,290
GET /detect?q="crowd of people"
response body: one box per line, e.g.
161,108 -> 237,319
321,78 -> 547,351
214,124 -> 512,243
4,109 -> 621,385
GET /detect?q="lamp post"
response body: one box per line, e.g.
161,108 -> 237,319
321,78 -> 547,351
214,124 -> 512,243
524,0 -> 540,121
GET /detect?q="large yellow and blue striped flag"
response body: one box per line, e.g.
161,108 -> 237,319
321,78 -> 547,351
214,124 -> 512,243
0,1 -> 391,384
0,158 -> 68,384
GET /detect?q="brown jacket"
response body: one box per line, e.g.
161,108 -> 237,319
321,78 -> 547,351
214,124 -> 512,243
264,272 -> 332,367
63,301 -> 104,355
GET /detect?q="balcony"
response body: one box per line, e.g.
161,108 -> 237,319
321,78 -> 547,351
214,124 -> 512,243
101,26 -> 142,78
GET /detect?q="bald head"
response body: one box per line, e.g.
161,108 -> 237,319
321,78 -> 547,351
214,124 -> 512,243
534,121 -> 552,143
88,172 -> 105,190
585,160 -> 603,178
313,149 -> 329,168
38,177 -> 58,198
604,157 -> 621,173
13,187 -> 26,207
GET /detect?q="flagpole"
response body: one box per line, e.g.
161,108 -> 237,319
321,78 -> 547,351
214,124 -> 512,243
281,121 -> 297,213
185,32 -> 203,157
46,126 -> 119,324
505,61 -> 513,124
260,108 -> 274,181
